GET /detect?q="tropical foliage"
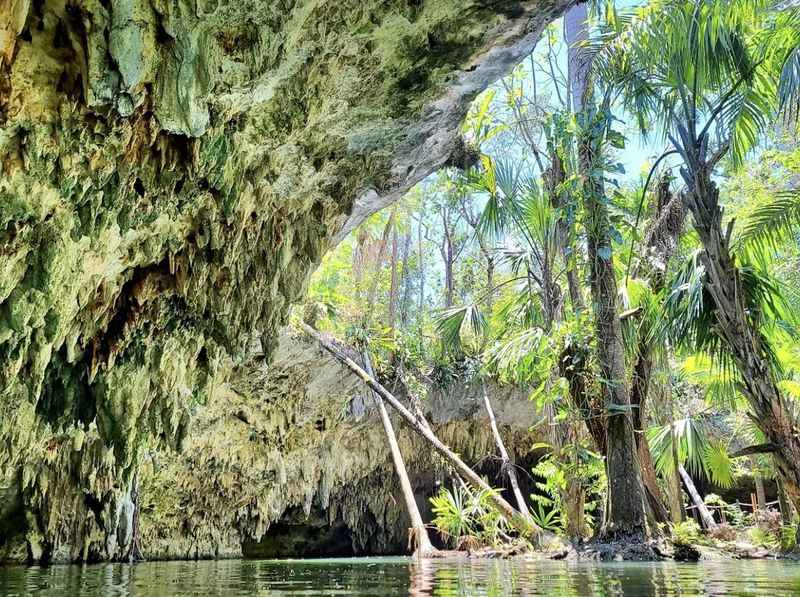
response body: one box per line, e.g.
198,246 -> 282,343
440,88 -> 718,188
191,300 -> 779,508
303,0 -> 800,549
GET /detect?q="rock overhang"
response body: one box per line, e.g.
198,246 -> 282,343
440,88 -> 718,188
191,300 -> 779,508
0,0 -> 571,497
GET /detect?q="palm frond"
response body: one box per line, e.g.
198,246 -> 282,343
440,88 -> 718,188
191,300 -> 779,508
777,32 -> 800,123
737,189 -> 800,248
648,414 -> 736,487
703,441 -> 736,488
648,416 -> 709,479
662,248 -> 785,374
435,304 -> 486,354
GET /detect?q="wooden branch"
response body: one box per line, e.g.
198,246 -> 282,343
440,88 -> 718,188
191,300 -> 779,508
299,322 -> 560,548
729,443 -> 779,459
619,306 -> 643,321
679,465 -> 717,531
481,381 -> 530,518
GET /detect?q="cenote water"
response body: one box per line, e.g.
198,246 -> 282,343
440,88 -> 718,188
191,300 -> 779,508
2,557 -> 800,596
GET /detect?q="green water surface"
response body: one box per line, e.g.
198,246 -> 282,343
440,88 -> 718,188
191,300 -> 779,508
2,557 -> 800,595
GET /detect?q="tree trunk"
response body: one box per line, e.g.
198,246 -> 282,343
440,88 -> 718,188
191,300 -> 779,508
440,207 -> 456,308
670,419 -> 685,524
665,470 -> 685,524
630,352 -> 671,526
678,465 -> 717,531
565,3 -> 590,113
399,232 -> 413,329
681,160 -> 800,511
581,128 -> 649,539
485,256 -> 495,312
362,349 -> 435,557
567,0 -> 649,540
750,456 -> 766,512
563,476 -> 585,541
365,210 -> 395,315
560,5 -> 588,316
481,381 -> 530,517
548,34 -> 585,317
559,343 -> 606,454
388,227 -> 400,332
301,323 -> 558,547
417,217 -> 426,320
777,477 -> 794,525
628,180 -> 686,527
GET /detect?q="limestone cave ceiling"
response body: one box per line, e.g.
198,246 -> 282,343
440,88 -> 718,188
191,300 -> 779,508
0,0 -> 570,461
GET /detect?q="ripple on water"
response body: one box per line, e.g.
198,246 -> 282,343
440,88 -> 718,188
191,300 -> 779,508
2,557 -> 800,596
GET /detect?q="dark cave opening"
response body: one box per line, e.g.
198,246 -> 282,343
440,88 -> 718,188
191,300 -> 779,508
242,517 -> 356,559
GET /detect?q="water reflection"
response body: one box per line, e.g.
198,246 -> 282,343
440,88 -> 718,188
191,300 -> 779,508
2,557 -> 800,595
409,558 -> 800,596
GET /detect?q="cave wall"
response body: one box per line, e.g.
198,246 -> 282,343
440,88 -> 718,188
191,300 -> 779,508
138,330 -> 546,560
1,329 -> 546,562
0,0 -> 570,563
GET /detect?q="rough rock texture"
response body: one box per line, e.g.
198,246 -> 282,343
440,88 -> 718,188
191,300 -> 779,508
0,0 -> 569,563
1,329 -> 545,562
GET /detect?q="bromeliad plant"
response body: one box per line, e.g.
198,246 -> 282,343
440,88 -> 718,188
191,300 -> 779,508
429,483 -> 512,549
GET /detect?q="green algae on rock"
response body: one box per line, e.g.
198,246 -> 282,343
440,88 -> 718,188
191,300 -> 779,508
0,0 -> 569,562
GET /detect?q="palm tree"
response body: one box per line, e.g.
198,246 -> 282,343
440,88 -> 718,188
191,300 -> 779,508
627,174 -> 688,526
594,0 -> 800,508
435,153 -> 596,538
568,3 -> 652,539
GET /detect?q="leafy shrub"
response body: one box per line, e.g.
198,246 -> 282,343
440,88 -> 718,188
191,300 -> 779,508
672,520 -> 702,546
748,525 -> 779,549
430,486 -> 472,546
531,502 -> 561,532
704,493 -> 745,527
529,444 -> 605,538
780,524 -> 798,552
754,509 -> 783,536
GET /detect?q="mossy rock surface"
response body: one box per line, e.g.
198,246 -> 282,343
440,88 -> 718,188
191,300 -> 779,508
0,0 -> 568,562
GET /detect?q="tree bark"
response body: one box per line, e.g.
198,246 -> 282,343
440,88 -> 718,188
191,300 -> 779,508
750,456 -> 767,512
388,227 -> 400,332
301,323 -> 558,547
481,381 -> 530,518
563,474 -> 586,541
580,126 -> 649,539
547,152 -> 584,315
567,0 -> 649,539
439,206 -> 456,308
630,352 -> 671,526
559,343 -> 606,454
364,210 -> 396,316
362,349 -> 435,557
565,3 -> 590,113
777,476 -> 794,525
417,216 -> 426,319
399,232 -> 413,328
669,420 -> 685,524
628,178 -> 686,527
678,465 -> 717,531
561,3 -> 591,317
665,470 -> 685,524
681,158 -> 800,511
